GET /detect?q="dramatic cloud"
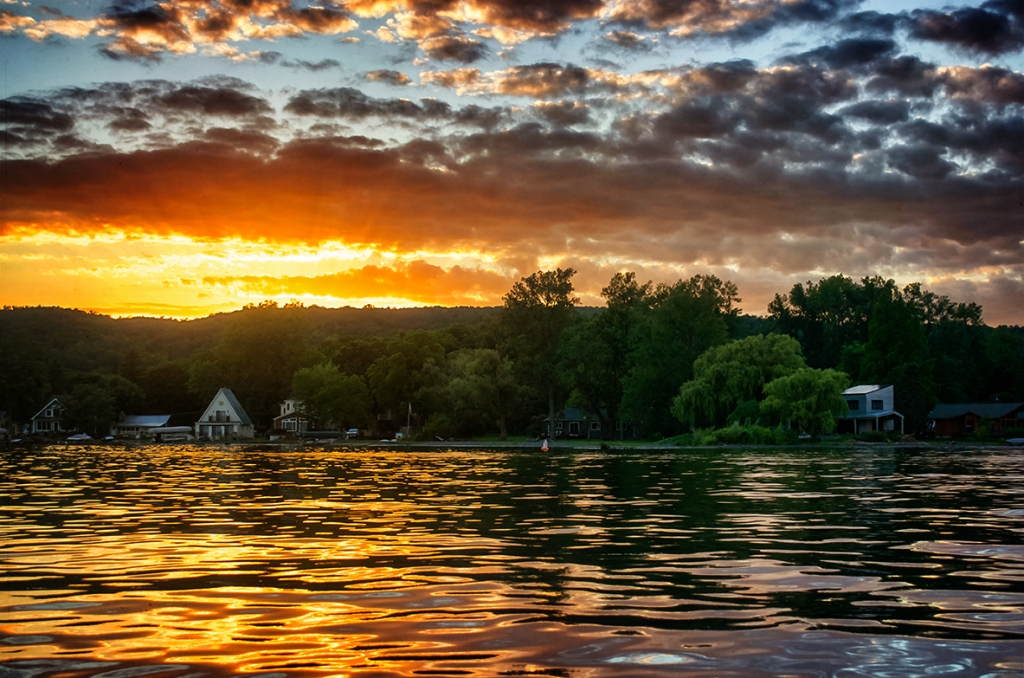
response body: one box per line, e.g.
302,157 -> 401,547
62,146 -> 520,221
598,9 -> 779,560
1,0 -> 1022,323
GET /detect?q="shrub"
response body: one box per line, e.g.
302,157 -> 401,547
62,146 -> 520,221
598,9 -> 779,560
422,413 -> 456,441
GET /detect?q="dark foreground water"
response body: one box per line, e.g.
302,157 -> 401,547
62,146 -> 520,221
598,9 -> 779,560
3,444 -> 1024,678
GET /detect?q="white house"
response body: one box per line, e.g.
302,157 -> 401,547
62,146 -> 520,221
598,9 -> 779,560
273,399 -> 309,439
111,414 -> 171,438
195,388 -> 254,439
31,397 -> 64,434
837,384 -> 904,434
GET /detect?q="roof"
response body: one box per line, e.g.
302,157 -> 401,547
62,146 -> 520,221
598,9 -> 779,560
117,414 -> 171,428
220,388 -> 254,426
546,407 -> 605,422
843,384 -> 887,395
843,409 -> 903,420
31,397 -> 62,420
928,402 -> 1024,420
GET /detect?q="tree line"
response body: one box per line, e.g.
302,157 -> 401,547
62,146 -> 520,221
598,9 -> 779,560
2,271 -> 1022,439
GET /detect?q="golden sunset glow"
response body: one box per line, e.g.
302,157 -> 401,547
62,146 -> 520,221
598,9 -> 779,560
1,0 -> 1022,322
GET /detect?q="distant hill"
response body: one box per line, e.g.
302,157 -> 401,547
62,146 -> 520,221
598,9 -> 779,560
0,304 -> 502,371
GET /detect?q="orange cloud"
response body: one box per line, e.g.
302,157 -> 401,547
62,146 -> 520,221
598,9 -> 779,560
200,260 -> 512,305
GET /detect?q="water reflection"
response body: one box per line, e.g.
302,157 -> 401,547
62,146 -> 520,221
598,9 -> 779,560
2,445 -> 1024,677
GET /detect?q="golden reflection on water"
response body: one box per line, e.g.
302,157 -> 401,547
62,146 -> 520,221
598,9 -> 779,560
3,445 -> 1024,677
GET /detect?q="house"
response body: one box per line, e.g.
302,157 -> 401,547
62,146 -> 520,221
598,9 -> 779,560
928,402 -> 1024,437
273,399 -> 310,439
195,388 -> 254,439
547,408 -> 637,440
836,385 -> 904,435
111,414 -> 172,438
31,398 -> 64,435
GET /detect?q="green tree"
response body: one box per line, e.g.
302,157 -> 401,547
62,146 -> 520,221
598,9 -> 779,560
291,363 -> 370,431
621,275 -> 736,438
188,301 -> 317,430
557,272 -> 655,438
366,331 -> 446,431
0,331 -> 52,427
860,291 -> 929,384
445,348 -> 527,440
672,333 -> 806,429
760,367 -> 850,438
59,383 -> 116,437
499,268 -> 579,439
768,275 -> 895,369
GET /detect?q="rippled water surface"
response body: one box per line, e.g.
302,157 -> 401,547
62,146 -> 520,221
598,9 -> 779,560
3,444 -> 1024,677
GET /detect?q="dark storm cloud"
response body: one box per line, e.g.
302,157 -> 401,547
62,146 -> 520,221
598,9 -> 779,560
685,60 -> 758,92
452,104 -> 508,129
908,2 -> 1024,55
839,10 -> 903,36
865,55 -> 940,98
204,127 -> 281,154
888,144 -> 957,180
108,107 -> 152,131
840,99 -> 910,124
421,35 -> 488,63
464,0 -> 605,31
156,86 -> 273,117
284,87 -> 453,120
653,95 -> 741,139
279,58 -> 343,71
460,122 -> 604,157
0,99 -> 75,133
788,38 -> 898,69
602,30 -> 656,51
534,101 -> 590,127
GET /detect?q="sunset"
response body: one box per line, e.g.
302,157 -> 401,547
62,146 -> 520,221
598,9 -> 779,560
2,0 -> 1022,322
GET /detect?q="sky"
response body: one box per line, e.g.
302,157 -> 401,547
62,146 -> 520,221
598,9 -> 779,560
1,0 -> 1022,324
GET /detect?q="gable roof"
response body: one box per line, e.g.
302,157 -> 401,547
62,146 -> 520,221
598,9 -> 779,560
843,384 -> 888,395
219,388 -> 253,426
929,402 -> 1024,420
31,397 -> 63,420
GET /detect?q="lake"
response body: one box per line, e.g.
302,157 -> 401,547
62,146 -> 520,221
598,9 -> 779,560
2,444 -> 1023,677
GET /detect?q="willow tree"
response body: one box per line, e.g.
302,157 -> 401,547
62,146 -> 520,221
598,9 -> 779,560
759,367 -> 850,438
673,333 -> 806,429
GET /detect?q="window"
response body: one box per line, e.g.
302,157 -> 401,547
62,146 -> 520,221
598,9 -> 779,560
871,400 -> 883,411
591,421 -> 600,431
569,422 -> 580,435
847,400 -> 859,411
283,419 -> 296,431
556,422 -> 563,432
45,408 -> 53,417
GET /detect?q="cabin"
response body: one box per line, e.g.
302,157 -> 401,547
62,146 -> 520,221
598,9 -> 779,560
111,414 -> 172,438
31,398 -> 65,435
547,408 -> 637,440
928,402 -> 1024,437
836,385 -> 904,435
195,388 -> 254,439
273,399 -> 310,439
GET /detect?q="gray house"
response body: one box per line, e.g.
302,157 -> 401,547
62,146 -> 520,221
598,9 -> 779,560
31,397 -> 64,435
837,385 -> 904,434
547,408 -> 638,440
